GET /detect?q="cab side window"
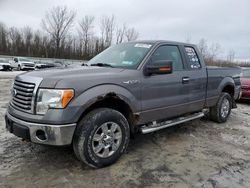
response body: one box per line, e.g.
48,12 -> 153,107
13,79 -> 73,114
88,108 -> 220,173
150,45 -> 184,71
184,47 -> 201,69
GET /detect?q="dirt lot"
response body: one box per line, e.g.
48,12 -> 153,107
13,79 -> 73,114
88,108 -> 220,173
1,72 -> 250,188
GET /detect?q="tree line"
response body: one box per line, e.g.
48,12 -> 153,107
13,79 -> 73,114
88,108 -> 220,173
0,6 -> 139,60
196,38 -> 249,67
0,5 -> 249,67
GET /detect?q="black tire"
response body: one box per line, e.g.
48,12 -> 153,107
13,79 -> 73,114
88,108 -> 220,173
73,108 -> 130,168
209,92 -> 232,123
17,65 -> 21,71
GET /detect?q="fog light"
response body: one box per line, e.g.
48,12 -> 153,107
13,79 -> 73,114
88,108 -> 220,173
36,130 -> 47,141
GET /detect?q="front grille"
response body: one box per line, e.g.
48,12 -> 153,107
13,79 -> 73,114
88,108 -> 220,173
11,80 -> 35,112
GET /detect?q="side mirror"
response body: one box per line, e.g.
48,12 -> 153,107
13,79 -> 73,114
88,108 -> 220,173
14,58 -> 18,63
144,60 -> 173,76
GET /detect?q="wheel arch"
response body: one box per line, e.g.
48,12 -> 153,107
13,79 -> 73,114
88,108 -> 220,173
222,84 -> 235,99
217,77 -> 236,108
73,85 -> 140,134
218,77 -> 235,98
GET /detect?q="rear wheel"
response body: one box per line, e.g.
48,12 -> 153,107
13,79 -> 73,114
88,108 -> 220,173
73,108 -> 130,168
17,65 -> 21,71
210,92 -> 232,123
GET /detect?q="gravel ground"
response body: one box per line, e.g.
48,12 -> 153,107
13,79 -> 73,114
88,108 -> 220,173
1,71 -> 250,188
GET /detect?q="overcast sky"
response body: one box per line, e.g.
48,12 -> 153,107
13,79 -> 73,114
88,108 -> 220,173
0,0 -> 249,60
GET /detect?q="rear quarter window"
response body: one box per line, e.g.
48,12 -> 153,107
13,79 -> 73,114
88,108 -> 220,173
185,47 -> 201,69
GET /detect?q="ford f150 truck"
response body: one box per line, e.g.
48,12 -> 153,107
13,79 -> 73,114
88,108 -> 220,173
5,41 -> 241,168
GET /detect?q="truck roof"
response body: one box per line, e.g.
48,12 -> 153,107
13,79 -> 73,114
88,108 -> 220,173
129,40 -> 196,47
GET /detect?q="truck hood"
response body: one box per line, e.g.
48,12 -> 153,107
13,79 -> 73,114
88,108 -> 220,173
20,66 -> 126,88
25,66 -> 124,78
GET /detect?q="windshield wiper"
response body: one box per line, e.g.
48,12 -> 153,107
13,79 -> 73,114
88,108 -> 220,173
90,63 -> 113,68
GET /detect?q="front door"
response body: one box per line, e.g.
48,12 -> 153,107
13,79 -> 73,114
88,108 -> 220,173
140,45 -> 191,123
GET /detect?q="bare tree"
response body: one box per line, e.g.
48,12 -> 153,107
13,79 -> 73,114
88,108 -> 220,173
197,38 -> 209,59
116,23 -> 127,44
78,15 -> 95,57
41,6 -> 76,57
209,43 -> 221,60
185,36 -> 192,43
100,15 -> 115,48
33,30 -> 42,56
0,13 -> 142,60
22,27 -> 33,56
227,49 -> 235,62
197,38 -> 222,65
9,27 -> 23,55
0,22 -> 8,54
125,27 -> 139,42
41,34 -> 52,58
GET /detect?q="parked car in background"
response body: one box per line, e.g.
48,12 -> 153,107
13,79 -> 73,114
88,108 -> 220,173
35,61 -> 56,69
0,59 -> 12,71
35,61 -> 66,70
240,68 -> 250,100
10,57 -> 35,71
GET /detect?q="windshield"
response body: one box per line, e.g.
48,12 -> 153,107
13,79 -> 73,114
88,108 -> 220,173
243,70 -> 250,77
88,43 -> 153,69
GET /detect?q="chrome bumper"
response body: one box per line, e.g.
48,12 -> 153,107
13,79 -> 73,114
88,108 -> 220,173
5,112 -> 76,146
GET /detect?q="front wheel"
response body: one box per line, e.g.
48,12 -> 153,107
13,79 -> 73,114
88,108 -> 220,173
209,92 -> 232,123
73,108 -> 130,168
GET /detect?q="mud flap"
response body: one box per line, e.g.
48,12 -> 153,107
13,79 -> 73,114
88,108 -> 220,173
232,100 -> 237,108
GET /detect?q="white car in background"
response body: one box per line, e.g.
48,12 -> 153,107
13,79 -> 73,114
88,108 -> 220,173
0,59 -> 12,71
10,57 -> 35,71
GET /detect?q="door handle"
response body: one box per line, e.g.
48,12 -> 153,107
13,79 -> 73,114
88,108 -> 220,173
182,77 -> 190,84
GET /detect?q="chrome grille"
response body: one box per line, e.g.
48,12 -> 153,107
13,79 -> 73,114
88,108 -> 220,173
11,80 -> 35,112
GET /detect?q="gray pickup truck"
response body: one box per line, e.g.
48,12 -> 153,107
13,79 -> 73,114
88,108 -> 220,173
5,41 -> 241,168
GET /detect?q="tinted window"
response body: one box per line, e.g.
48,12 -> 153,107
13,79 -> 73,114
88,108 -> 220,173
150,45 -> 183,71
185,47 -> 201,69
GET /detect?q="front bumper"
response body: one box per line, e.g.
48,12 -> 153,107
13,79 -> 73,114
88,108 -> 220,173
5,111 -> 76,146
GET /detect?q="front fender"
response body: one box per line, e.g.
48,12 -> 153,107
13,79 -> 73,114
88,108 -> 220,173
70,84 -> 140,120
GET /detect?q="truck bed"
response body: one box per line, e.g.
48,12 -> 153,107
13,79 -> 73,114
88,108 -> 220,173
206,66 -> 242,106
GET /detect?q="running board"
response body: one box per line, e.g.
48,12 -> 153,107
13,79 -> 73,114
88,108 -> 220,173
140,112 -> 204,134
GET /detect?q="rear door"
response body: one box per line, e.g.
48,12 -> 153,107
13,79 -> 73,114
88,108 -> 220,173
139,44 -> 192,123
181,46 -> 207,112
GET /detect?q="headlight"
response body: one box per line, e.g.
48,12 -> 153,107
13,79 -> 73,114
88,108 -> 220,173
36,89 -> 74,115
